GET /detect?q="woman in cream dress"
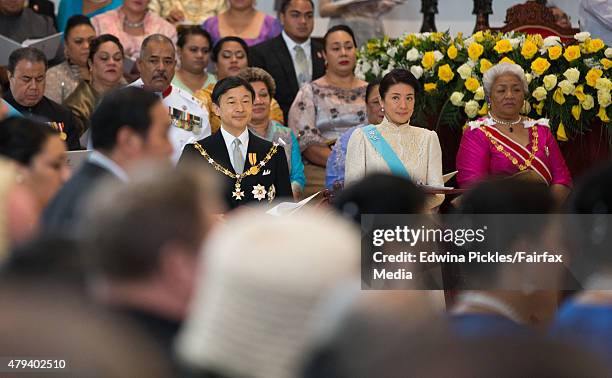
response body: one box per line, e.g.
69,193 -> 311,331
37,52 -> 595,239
345,69 -> 444,209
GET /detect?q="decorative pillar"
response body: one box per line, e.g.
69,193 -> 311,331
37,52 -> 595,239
473,0 -> 493,32
420,0 -> 439,32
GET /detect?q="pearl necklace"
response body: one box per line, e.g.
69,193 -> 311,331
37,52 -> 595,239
456,292 -> 523,324
124,18 -> 145,28
488,111 -> 522,133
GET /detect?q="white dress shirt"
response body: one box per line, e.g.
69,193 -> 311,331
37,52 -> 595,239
220,126 -> 249,171
89,150 -> 129,182
281,31 -> 312,83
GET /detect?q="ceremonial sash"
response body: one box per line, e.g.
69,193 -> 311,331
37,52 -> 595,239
481,125 -> 552,185
362,125 -> 410,179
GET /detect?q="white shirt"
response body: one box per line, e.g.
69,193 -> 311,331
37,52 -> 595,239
89,150 -> 128,182
281,30 -> 312,83
220,126 -> 249,171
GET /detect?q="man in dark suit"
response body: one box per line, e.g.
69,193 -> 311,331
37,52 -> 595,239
250,0 -> 325,121
179,77 -> 292,210
42,87 -> 174,237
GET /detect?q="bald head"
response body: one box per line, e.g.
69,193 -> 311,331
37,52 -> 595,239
137,34 -> 176,92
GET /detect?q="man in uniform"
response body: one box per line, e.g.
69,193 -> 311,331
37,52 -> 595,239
130,34 -> 210,163
179,77 -> 292,210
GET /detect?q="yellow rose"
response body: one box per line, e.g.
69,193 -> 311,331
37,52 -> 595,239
464,100 -> 480,118
532,86 -> 548,102
558,80 -> 575,95
572,105 -> 582,120
499,57 -> 515,65
421,51 -> 435,70
424,83 -> 437,92
468,42 -> 484,61
586,68 -> 603,87
447,45 -> 458,60
464,77 -> 480,92
474,86 -> 485,100
598,107 -> 610,122
564,45 -> 581,62
473,31 -> 484,42
588,38 -> 605,53
531,57 -> 551,76
534,101 -> 545,116
543,74 -> 557,91
478,102 -> 488,116
521,40 -> 538,59
596,78 -> 612,91
582,94 -> 595,110
366,41 -> 377,53
548,45 -> 562,60
437,64 -> 455,83
573,84 -> 587,102
557,122 -> 568,142
599,89 -> 611,108
553,87 -> 566,104
602,58 -> 612,70
563,68 -> 580,83
494,39 -> 513,54
479,58 -> 493,73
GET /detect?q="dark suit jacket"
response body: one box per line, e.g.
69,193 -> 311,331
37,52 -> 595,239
179,130 -> 292,210
42,161 -> 118,237
29,0 -> 57,29
250,34 -> 325,121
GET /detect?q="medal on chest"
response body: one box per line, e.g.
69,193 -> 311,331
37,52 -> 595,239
169,106 -> 202,133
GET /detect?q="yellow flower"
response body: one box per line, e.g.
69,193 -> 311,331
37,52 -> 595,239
599,89 -> 611,108
534,101 -> 545,116
528,34 -> 544,48
478,102 -> 488,116
574,85 -> 586,102
557,122 -> 568,142
602,58 -> 612,70
468,42 -> 484,61
422,51 -> 435,70
598,107 -> 610,122
587,38 -> 605,53
521,40 -> 538,59
494,39 -> 513,54
582,94 -> 595,110
402,34 -> 418,47
548,45 -> 562,60
447,45 -> 458,60
424,83 -> 437,92
438,64 -> 455,83
586,68 -> 603,87
479,58 -> 493,74
596,78 -> 612,91
366,41 -> 377,53
431,32 -> 443,42
531,57 -> 551,76
572,105 -> 582,120
553,87 -> 566,104
532,86 -> 548,102
473,31 -> 484,42
564,45 -> 581,62
499,57 -> 515,65
464,77 -> 480,92
543,74 -> 557,91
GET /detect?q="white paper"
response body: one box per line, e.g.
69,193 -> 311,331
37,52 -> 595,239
66,150 -> 92,170
266,191 -> 322,216
443,171 -> 458,183
420,184 -> 454,191
0,32 -> 62,65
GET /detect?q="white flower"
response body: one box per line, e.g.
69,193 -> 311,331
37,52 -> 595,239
382,66 -> 393,76
595,78 -> 612,91
252,184 -> 267,201
525,73 -> 533,85
474,86 -> 485,100
563,68 -> 580,84
558,80 -> 575,95
450,92 -> 465,106
388,46 -> 398,58
582,94 -> 595,110
543,74 -> 557,90
574,31 -> 591,42
371,60 -> 381,76
421,32 -> 431,39
606,48 -> 612,59
355,66 -> 366,81
521,101 -> 531,114
532,86 -> 548,101
464,100 -> 480,118
457,63 -> 473,80
406,47 -> 420,61
598,89 -> 611,108
464,37 -> 475,48
433,50 -> 444,62
410,65 -> 423,79
360,59 -> 372,74
509,38 -> 521,49
542,36 -> 561,48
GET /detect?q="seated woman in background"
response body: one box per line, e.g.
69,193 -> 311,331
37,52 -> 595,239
172,26 -> 216,96
64,34 -> 125,139
455,62 -> 572,204
289,25 -> 367,197
57,0 -> 122,32
45,15 -> 97,104
0,117 -> 70,219
202,0 -> 281,46
326,77 -> 384,190
91,0 -> 177,60
239,67 -> 305,199
194,37 -> 283,133
148,0 -> 226,25
344,69 -> 444,210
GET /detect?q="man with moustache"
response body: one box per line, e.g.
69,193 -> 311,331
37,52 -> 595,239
130,34 -> 210,163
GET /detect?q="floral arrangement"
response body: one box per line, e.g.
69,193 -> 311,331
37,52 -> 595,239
356,30 -> 611,140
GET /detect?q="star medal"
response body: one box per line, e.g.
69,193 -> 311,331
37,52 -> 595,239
252,184 -> 267,201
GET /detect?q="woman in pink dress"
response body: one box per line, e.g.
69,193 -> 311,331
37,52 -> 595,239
456,63 -> 572,203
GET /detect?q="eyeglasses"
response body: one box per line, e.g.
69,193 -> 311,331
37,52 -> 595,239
221,50 -> 246,59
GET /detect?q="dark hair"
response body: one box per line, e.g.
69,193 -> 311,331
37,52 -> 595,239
90,87 -> 161,151
211,36 -> 248,63
365,77 -> 383,101
64,14 -> 93,41
7,47 -> 47,74
279,0 -> 314,13
140,33 -> 175,59
0,117 -> 58,166
323,25 -> 357,50
211,76 -> 255,106
177,26 -> 212,49
379,69 -> 421,99
88,34 -> 124,69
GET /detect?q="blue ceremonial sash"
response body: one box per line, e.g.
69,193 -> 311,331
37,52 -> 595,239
362,124 -> 410,178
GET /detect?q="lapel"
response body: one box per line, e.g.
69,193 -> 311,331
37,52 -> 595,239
209,130 -> 236,174
275,36 -> 300,95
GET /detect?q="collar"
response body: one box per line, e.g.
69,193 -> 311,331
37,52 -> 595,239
220,126 -> 249,151
282,30 -> 311,53
380,116 -> 411,128
468,116 -> 550,130
88,150 -> 129,182
129,78 -> 173,98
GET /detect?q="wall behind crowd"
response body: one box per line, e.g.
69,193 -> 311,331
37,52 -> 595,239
47,0 -> 581,37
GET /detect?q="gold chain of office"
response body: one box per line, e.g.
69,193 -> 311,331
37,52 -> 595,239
480,126 -> 539,171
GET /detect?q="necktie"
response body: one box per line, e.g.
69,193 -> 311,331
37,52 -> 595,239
294,45 -> 310,86
232,138 -> 244,174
